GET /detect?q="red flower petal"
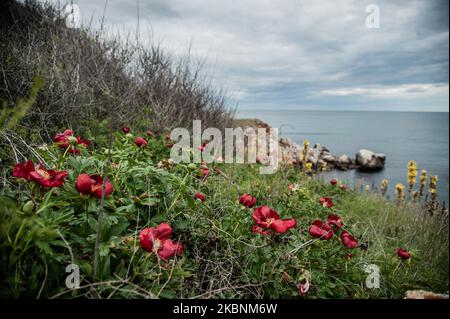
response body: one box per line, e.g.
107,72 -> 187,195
91,177 -> 113,198
63,129 -> 73,136
327,214 -> 344,228
194,193 -> 206,202
76,137 -> 90,147
28,165 -> 67,188
12,160 -> 35,181
270,219 -> 289,233
155,223 -> 173,241
251,224 -> 270,235
397,248 -> 411,260
309,220 -> 333,240
139,227 -> 155,252
157,239 -> 182,260
283,218 -> 297,229
319,197 -> 334,208
298,279 -> 310,296
134,137 -> 148,147
239,193 -> 256,208
252,205 -> 280,227
76,174 -> 94,194
340,231 -> 358,248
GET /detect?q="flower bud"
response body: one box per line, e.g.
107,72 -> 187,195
22,200 -> 35,215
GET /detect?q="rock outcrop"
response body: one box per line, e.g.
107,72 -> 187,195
336,154 -> 354,171
235,118 -> 386,172
355,149 -> 386,171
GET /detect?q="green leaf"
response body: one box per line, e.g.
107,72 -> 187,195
36,241 -> 53,256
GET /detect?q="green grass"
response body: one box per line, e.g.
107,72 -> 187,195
0,132 -> 448,299
203,164 -> 448,298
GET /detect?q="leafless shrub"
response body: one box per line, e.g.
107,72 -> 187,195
0,0 -> 234,145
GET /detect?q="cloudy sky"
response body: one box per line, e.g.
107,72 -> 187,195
50,0 -> 448,111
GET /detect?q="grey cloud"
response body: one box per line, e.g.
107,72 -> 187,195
46,0 -> 449,111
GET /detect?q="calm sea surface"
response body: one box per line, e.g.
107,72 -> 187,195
236,110 -> 449,202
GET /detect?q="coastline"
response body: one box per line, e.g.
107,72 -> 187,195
234,118 -> 386,172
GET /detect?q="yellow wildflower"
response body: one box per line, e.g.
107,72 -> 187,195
419,170 -> 427,196
395,183 -> 405,202
301,140 -> 309,168
304,161 -> 313,173
381,179 -> 389,196
407,160 -> 417,190
429,175 -> 438,203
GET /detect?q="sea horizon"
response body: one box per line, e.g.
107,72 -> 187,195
236,109 -> 449,114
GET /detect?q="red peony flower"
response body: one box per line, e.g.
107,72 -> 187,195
134,137 -> 148,147
319,196 -> 334,208
157,239 -> 183,260
340,184 -> 349,191
53,129 -> 73,148
76,137 -> 90,148
200,167 -> 209,177
239,193 -> 256,208
166,143 -> 174,148
327,214 -> 344,228
194,167 -> 210,179
330,178 -> 338,186
28,164 -> 68,188
340,231 -> 358,248
309,220 -> 333,240
121,127 -> 131,133
251,224 -> 270,235
252,206 -> 296,234
12,160 -> 35,181
194,192 -> 206,202
139,223 -> 182,260
397,248 -> 411,260
53,129 -> 90,154
75,173 -> 113,198
75,174 -> 92,194
298,279 -> 310,296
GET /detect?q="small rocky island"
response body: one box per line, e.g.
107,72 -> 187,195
236,118 -> 386,171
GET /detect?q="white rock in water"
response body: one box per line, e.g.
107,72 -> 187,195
355,149 -> 386,171
336,154 -> 353,170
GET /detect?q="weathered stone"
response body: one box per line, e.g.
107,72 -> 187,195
355,149 -> 386,171
336,154 -> 353,171
314,143 -> 330,154
321,152 -> 336,164
306,148 -> 321,167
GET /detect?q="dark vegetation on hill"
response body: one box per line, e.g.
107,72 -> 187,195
0,0 -> 233,149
